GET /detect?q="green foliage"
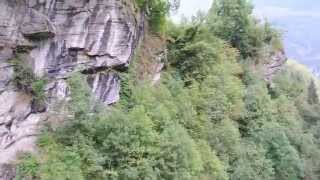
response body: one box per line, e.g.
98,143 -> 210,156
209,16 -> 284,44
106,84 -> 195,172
20,73 -> 229,179
308,79 -> 319,105
206,119 -> 242,166
37,135 -> 84,180
16,153 -> 39,180
208,0 -> 253,58
167,12 -> 320,180
197,141 -> 228,180
240,79 -> 274,135
118,73 -> 133,109
135,0 -> 179,33
31,79 -> 47,104
157,124 -> 203,179
148,0 -> 169,32
270,61 -> 320,179
11,56 -> 47,105
270,60 -> 312,99
172,41 -> 219,81
207,0 -> 282,60
66,73 -> 94,117
12,60 -> 36,92
231,142 -> 275,180
252,123 -> 304,180
16,135 -> 84,180
135,0 -> 146,9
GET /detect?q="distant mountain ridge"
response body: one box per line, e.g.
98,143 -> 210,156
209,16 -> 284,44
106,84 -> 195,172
253,0 -> 320,71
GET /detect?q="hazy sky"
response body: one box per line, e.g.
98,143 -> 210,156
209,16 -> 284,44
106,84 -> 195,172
173,0 -> 320,21
253,0 -> 320,20
171,0 -> 212,22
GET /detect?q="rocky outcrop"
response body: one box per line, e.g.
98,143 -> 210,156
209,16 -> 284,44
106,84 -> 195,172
134,34 -> 166,84
0,164 -> 16,180
263,50 -> 287,82
0,90 -> 42,164
0,0 -> 144,173
87,71 -> 121,104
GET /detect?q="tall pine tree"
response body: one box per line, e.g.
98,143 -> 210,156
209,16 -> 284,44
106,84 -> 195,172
308,79 -> 319,105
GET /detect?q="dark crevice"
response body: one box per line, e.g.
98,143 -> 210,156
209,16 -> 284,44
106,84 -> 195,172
81,64 -> 128,75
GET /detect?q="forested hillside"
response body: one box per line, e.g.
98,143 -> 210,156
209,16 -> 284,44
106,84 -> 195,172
15,0 -> 320,179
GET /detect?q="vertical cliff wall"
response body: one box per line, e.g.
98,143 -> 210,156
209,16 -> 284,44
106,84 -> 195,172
0,0 -> 144,171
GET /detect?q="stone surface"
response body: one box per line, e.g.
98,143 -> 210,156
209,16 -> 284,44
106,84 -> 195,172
0,0 -> 142,81
0,164 -> 16,180
264,50 -> 288,82
88,71 -> 121,105
0,0 -> 144,175
0,91 -> 42,165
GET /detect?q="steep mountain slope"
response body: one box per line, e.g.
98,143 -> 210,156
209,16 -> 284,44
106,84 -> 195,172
1,0 -> 320,180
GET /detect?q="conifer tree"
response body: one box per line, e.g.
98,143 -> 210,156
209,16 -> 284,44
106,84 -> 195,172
208,0 -> 254,58
308,79 -> 319,104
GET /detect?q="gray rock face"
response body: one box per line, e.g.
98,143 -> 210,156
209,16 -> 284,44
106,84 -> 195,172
0,164 -> 16,180
0,90 -> 42,164
0,0 -> 142,92
264,50 -> 288,82
88,71 -> 121,104
0,0 -> 143,174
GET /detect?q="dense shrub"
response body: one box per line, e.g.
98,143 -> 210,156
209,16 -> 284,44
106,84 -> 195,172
207,0 -> 283,60
11,56 -> 47,107
135,0 -> 180,32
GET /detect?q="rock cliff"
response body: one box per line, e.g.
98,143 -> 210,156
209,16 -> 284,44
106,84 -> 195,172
264,50 -> 287,82
0,0 -> 144,172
